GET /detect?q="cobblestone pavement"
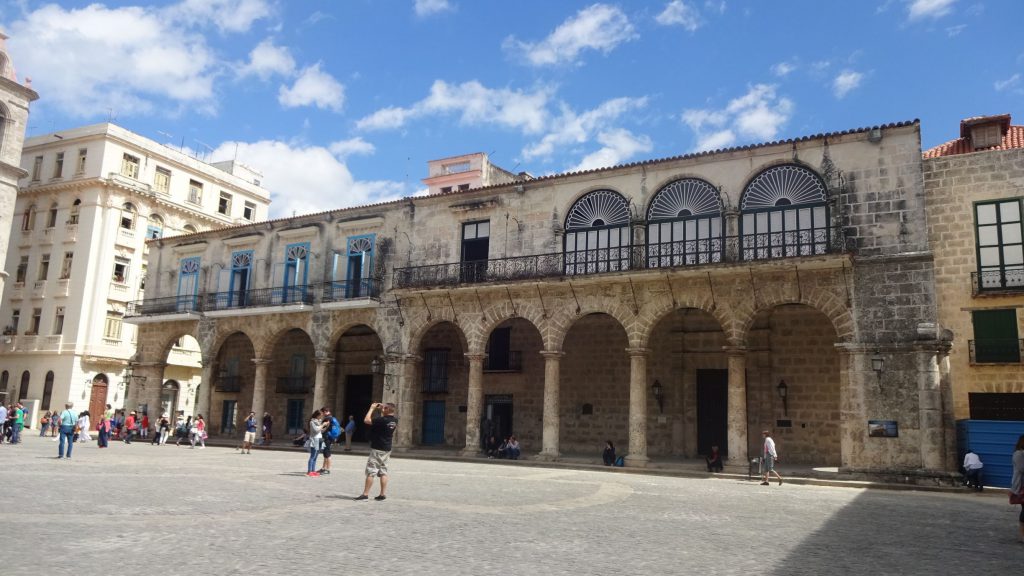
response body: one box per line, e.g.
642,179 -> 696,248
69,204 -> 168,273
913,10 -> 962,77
2,435 -> 1021,575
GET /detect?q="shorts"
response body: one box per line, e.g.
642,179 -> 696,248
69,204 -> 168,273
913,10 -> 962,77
763,455 -> 776,472
365,448 -> 391,477
243,431 -> 256,443
322,437 -> 334,458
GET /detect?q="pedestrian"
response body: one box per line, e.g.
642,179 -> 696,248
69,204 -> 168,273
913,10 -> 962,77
56,402 -> 77,460
319,408 -> 341,475
76,410 -> 92,443
354,402 -> 398,501
123,411 -> 137,444
241,411 -> 257,454
963,449 -> 984,491
761,430 -> 783,486
602,440 -> 616,466
0,403 -> 7,444
343,414 -> 356,451
262,411 -> 273,446
176,415 -> 191,446
39,411 -> 51,436
140,413 -> 149,440
96,414 -> 111,448
305,409 -> 326,477
11,403 -> 24,444
190,414 -> 206,448
157,414 -> 171,445
49,409 -> 59,437
1012,434 -> 1024,544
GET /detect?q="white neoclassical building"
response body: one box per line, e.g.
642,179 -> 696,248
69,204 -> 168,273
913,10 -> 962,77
0,123 -> 270,423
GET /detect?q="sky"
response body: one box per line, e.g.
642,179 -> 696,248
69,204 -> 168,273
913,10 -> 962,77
2,0 -> 1022,219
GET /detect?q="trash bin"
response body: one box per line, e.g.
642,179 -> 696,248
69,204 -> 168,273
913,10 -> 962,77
748,457 -> 762,480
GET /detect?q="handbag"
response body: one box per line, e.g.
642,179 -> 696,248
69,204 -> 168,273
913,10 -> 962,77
1010,490 -> 1024,505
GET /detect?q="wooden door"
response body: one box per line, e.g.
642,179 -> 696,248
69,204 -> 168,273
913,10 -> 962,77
88,383 -> 108,420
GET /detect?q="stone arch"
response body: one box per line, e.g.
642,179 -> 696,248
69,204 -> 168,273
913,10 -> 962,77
210,328 -> 258,360
328,319 -> 389,355
478,300 -> 552,351
257,326 -> 314,359
154,331 -> 202,363
735,284 -> 854,345
636,293 -> 733,349
551,298 -> 637,351
407,315 -> 470,356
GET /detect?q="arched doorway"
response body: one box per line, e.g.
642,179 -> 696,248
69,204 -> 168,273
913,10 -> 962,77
87,374 -> 109,419
214,332 -> 256,436
416,321 -> 468,447
332,325 -> 383,444
160,381 -> 180,418
481,317 -> 544,450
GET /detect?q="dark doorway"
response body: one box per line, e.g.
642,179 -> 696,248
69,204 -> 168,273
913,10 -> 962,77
460,220 -> 489,283
484,394 -> 514,444
696,369 -> 728,456
422,400 -> 446,445
344,374 -> 374,443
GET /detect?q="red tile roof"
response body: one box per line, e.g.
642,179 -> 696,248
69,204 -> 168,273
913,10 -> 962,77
924,121 -> 1024,158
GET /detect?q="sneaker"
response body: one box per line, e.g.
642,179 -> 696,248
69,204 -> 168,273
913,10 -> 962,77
778,478 -> 783,486
353,494 -> 368,501
307,472 -> 320,477
374,495 -> 386,501
760,481 -> 769,486
321,470 -> 330,475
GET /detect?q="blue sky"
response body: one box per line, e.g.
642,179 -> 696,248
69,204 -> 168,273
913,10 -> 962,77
2,0 -> 1022,218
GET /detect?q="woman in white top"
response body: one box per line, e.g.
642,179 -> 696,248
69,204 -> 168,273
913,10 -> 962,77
305,410 -> 325,477
76,411 -> 92,443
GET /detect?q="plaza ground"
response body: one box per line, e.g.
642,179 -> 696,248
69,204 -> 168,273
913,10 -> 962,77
1,434 -> 1020,575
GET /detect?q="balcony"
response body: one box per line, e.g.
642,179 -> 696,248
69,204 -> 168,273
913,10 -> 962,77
215,375 -> 241,393
127,295 -> 202,317
395,227 -> 848,289
107,172 -> 154,194
205,285 -> 316,311
969,339 -> 1024,364
971,269 -> 1024,295
276,376 -> 310,394
0,334 -> 64,353
127,281 -> 380,318
484,350 -> 523,373
321,279 -> 380,303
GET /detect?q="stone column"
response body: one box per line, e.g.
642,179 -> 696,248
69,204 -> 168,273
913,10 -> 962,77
625,347 -> 649,467
836,347 -> 857,469
725,347 -> 748,465
312,357 -> 332,411
538,350 -> 563,460
393,354 -> 420,451
460,352 -> 487,456
135,362 -> 166,420
724,208 -> 740,262
250,358 -> 271,429
938,345 -> 956,471
195,358 -> 215,420
918,345 -> 945,471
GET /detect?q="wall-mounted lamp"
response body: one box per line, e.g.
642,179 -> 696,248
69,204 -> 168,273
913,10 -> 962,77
651,380 -> 664,413
82,378 -> 93,399
370,357 -> 398,396
871,354 -> 884,383
777,379 -> 789,416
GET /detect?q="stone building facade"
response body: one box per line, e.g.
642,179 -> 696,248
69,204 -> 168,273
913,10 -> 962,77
924,114 -> 1024,423
128,120 -> 955,481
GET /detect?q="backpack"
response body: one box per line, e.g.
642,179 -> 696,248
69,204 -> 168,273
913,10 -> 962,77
327,417 -> 341,440
614,456 -> 625,467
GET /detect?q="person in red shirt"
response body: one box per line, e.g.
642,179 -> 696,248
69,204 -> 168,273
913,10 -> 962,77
124,411 -> 137,444
140,413 -> 150,439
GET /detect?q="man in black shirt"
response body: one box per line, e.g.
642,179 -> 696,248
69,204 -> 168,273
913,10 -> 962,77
354,402 -> 398,501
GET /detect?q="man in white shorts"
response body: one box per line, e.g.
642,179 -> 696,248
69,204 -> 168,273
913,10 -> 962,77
241,411 -> 257,454
354,403 -> 398,501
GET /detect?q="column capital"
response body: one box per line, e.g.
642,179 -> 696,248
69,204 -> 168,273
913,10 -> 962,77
314,356 -> 334,367
539,350 -> 564,359
397,353 -> 422,365
464,352 -> 488,362
625,347 -> 649,358
723,346 -> 747,357
252,358 -> 272,366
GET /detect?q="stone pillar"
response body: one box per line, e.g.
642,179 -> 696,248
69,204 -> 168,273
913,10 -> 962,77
135,362 -> 166,420
393,354 -> 420,451
625,347 -> 649,467
724,208 -> 740,262
725,347 -> 748,465
836,347 -> 858,469
195,358 -> 215,420
938,345 -> 956,471
461,352 -> 487,456
312,357 -> 332,411
250,358 -> 271,429
538,350 -> 563,459
918,345 -> 945,471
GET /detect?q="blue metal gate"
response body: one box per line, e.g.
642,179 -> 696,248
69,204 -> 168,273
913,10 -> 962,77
422,400 -> 446,445
957,419 -> 1024,488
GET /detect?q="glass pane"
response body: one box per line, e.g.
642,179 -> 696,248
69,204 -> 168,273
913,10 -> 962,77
756,212 -> 768,232
620,227 -> 630,245
814,206 -> 826,227
697,218 -> 708,239
977,204 -> 997,225
1001,201 -> 1021,223
463,225 -> 476,240
478,222 -> 489,237
607,231 -> 617,248
978,226 -> 999,247
743,213 -> 754,231
979,246 -> 1001,266
1004,245 -> 1023,265
770,211 -> 782,231
789,209 -> 800,230
711,217 -> 721,236
673,221 -> 684,240
566,233 -> 575,250
587,230 -> 598,249
661,222 -> 670,241
1002,223 -> 1022,244
685,220 -> 696,239
647,225 -> 658,244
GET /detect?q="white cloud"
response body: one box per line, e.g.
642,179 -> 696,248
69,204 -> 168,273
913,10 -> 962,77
211,140 -> 404,218
908,0 -> 957,21
356,80 -> 553,134
656,1 -> 702,31
682,84 -> 793,152
165,0 -> 274,33
995,73 -> 1020,91
832,70 -> 864,98
570,129 -> 653,172
771,61 -> 796,77
705,1 -> 727,14
414,0 -> 454,17
239,39 -> 296,80
946,24 -> 967,36
328,137 -> 376,158
503,4 -> 637,66
521,96 -> 649,161
6,3 -> 221,117
278,63 -> 345,112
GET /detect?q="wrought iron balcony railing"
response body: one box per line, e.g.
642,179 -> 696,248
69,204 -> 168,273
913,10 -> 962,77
276,376 -> 311,394
484,350 -> 523,372
128,280 -> 381,318
395,227 -> 848,289
321,278 -> 380,303
205,285 -> 316,312
126,295 -> 202,316
971,269 -> 1024,295
968,339 -> 1024,364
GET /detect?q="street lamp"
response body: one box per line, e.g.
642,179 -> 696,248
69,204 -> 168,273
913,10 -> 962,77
651,380 -> 664,413
777,379 -> 789,416
871,354 -> 884,383
117,365 -> 147,403
370,356 -> 398,396
82,377 -> 93,399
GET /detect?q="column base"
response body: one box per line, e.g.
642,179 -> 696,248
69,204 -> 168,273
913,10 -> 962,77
535,451 -> 561,462
459,447 -> 481,458
624,454 -> 649,468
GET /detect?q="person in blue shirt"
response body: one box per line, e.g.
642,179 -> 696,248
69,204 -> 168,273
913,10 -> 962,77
57,402 -> 78,460
318,408 -> 341,475
240,411 -> 257,454
343,414 -> 356,451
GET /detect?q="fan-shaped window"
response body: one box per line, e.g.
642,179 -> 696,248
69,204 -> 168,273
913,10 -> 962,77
120,203 -> 136,230
646,178 -> 723,267
182,224 -> 198,235
740,165 -> 830,260
564,190 -> 632,275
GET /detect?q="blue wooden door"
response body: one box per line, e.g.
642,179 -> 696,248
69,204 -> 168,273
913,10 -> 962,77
422,400 -> 446,445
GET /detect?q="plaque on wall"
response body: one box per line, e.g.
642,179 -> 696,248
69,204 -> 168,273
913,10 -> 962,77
868,420 -> 898,438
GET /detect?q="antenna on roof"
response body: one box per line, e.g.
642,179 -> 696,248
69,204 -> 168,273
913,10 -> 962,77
194,139 -> 214,162
107,108 -> 116,123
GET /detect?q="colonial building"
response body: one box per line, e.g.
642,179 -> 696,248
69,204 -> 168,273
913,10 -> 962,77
0,32 -> 38,350
0,123 -> 270,422
924,113 -> 1024,422
128,120 -> 956,481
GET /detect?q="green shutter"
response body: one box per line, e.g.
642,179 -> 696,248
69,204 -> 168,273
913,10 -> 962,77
972,309 -> 1020,362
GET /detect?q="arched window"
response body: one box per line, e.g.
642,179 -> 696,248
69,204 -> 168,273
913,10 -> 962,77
42,371 -> 54,410
147,214 -> 164,239
564,190 -> 632,275
18,370 -> 30,401
120,203 -> 136,230
69,199 -> 81,225
739,164 -> 829,260
183,224 -> 198,235
0,371 -> 8,395
646,178 -> 723,267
